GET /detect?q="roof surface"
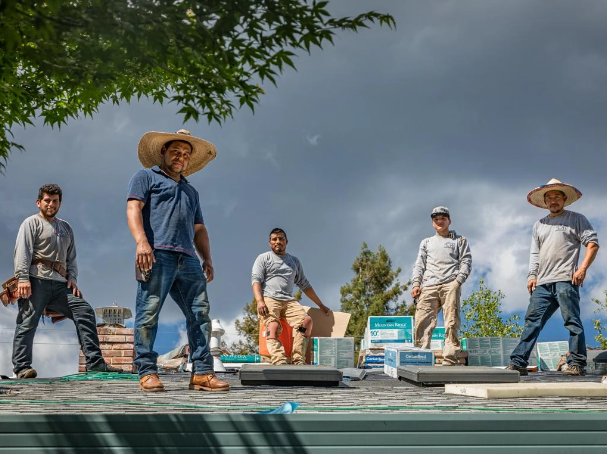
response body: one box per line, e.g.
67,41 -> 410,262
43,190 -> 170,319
1,369 -> 606,414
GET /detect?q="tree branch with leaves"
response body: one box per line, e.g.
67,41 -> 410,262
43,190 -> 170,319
460,278 -> 523,338
339,242 -> 413,344
0,0 -> 395,168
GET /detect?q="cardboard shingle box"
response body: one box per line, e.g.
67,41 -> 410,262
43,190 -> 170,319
358,348 -> 386,368
383,347 -> 434,378
463,337 -> 537,368
536,341 -> 569,371
303,306 -> 351,364
303,306 -> 351,338
312,337 -> 355,369
430,327 -> 445,350
365,316 -> 414,347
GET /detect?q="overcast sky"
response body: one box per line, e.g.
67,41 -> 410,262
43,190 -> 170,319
2,0 -> 607,377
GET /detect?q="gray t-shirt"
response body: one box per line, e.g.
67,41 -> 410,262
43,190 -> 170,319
251,251 -> 311,301
528,210 -> 599,286
411,231 -> 472,288
14,214 -> 77,283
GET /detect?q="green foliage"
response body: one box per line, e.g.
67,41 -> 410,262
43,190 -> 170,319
339,242 -> 411,343
227,289 -> 302,355
0,0 -> 395,168
227,298 -> 259,355
591,291 -> 607,349
460,278 -> 523,338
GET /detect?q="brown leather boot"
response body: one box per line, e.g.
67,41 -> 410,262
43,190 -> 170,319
189,373 -> 230,391
139,373 -> 165,392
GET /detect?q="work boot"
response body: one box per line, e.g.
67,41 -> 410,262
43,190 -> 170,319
139,373 -> 165,392
89,363 -> 124,374
505,364 -> 528,376
562,364 -> 586,376
189,373 -> 230,391
16,368 -> 37,379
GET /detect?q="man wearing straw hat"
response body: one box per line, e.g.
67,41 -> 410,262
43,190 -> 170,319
127,129 -> 229,392
507,179 -> 599,376
410,206 -> 472,366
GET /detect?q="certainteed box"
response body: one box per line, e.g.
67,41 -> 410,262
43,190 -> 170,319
366,316 -> 414,346
384,347 -> 434,378
312,337 -> 355,369
384,347 -> 434,368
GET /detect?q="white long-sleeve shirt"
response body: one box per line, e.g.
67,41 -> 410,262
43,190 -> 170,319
14,214 -> 77,283
411,231 -> 472,288
528,210 -> 598,285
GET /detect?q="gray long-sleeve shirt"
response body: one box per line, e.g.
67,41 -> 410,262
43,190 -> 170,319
411,231 -> 472,288
528,210 -> 599,286
251,251 -> 311,301
14,214 -> 77,283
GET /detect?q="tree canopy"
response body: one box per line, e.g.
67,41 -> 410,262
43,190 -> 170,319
460,278 -> 523,338
340,242 -> 413,344
0,0 -> 395,168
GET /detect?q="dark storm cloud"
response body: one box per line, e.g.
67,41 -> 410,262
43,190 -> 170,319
2,1 -> 607,374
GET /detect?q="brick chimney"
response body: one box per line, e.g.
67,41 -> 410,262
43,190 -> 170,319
79,304 -> 135,373
79,326 -> 136,373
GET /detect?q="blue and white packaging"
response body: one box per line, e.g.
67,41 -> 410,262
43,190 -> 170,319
366,316 -> 414,346
383,346 -> 434,377
430,327 -> 445,350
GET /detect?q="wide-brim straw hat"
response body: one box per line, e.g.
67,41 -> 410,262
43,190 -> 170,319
527,178 -> 582,208
138,129 -> 217,177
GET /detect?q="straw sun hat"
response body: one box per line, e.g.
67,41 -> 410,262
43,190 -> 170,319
527,178 -> 582,209
137,129 -> 217,177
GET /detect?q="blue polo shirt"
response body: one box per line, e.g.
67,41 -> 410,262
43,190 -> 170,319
127,166 -> 204,258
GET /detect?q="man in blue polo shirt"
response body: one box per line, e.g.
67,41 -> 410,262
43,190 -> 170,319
126,129 -> 229,392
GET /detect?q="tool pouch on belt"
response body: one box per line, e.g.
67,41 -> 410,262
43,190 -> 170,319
31,259 -> 67,278
0,277 -> 18,307
42,309 -> 67,324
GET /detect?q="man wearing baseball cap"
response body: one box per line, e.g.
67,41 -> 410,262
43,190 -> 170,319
507,179 -> 599,376
410,206 -> 472,365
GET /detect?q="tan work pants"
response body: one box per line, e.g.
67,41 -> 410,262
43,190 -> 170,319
261,297 -> 308,365
414,280 -> 461,365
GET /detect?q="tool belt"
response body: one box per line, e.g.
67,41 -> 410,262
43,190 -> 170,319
1,275 -> 67,323
0,277 -> 18,307
31,259 -> 67,279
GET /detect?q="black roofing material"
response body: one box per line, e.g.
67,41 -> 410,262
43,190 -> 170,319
398,366 -> 520,387
239,364 -> 342,387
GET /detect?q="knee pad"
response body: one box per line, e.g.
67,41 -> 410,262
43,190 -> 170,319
298,316 -> 313,337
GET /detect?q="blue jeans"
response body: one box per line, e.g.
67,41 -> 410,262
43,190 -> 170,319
134,250 -> 213,378
510,281 -> 586,368
12,277 -> 105,374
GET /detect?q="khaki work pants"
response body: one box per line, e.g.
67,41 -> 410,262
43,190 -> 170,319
414,280 -> 461,365
261,297 -> 308,365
